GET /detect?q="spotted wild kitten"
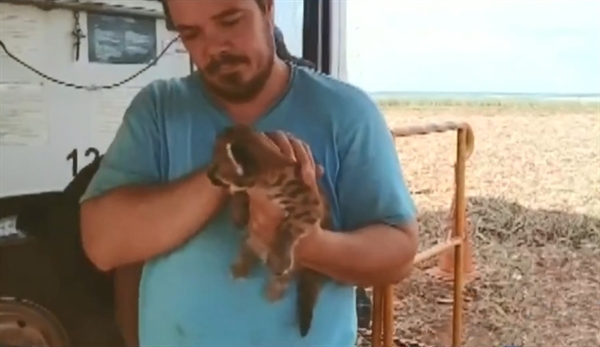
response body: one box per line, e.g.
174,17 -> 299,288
207,124 -> 331,337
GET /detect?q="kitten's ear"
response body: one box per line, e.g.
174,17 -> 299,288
227,142 -> 259,176
207,165 -> 227,186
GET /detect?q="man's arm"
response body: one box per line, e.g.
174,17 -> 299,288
297,223 -> 417,287
80,83 -> 226,272
297,91 -> 419,287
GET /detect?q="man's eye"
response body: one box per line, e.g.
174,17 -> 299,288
180,29 -> 199,40
181,33 -> 197,40
221,16 -> 241,27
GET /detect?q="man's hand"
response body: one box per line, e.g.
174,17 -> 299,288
262,131 -> 323,190
246,131 -> 323,249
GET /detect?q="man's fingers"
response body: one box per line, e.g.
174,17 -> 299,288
266,131 -> 295,160
259,132 -> 280,151
288,137 -> 319,187
316,165 -> 324,177
263,131 -> 324,181
298,140 -> 324,180
289,137 -> 313,169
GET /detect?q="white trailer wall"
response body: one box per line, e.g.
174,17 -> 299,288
0,1 -> 190,197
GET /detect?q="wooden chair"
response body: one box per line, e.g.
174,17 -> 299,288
370,122 -> 474,347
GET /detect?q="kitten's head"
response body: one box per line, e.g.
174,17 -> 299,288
207,124 -> 293,189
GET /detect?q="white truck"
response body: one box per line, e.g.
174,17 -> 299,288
0,1 -> 348,346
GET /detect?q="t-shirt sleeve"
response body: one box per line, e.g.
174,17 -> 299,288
80,83 -> 163,203
335,90 -> 416,231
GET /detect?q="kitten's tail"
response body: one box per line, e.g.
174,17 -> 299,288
296,269 -> 322,337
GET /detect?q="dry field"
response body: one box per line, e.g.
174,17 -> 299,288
360,100 -> 600,347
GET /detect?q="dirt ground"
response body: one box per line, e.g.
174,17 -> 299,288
359,101 -> 600,347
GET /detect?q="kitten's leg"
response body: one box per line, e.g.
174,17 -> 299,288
266,273 -> 292,302
265,218 -> 296,301
230,192 -> 256,279
230,192 -> 250,229
230,239 -> 259,280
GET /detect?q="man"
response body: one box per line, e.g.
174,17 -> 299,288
80,1 -> 418,346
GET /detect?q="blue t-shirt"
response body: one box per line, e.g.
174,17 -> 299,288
81,66 -> 416,347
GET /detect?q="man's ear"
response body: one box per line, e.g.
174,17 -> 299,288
264,0 -> 274,14
263,0 -> 275,26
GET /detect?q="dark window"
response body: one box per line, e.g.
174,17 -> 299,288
87,14 -> 157,65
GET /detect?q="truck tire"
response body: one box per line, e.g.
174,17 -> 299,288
0,297 -> 70,347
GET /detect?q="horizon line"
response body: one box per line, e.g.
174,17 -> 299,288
368,91 -> 600,97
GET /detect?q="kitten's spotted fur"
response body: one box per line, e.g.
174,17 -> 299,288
207,124 -> 331,337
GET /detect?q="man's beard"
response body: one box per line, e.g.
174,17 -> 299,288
201,41 -> 275,104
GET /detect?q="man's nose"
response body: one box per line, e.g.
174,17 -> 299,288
203,28 -> 233,56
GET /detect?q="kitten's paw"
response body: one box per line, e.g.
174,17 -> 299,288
265,280 -> 285,302
230,262 -> 251,280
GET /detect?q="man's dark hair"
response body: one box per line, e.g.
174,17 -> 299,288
274,26 -> 316,69
160,0 -> 266,30
254,0 -> 267,12
158,0 -> 174,31
159,0 -> 316,69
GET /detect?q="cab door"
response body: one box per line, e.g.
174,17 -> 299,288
301,0 -> 347,80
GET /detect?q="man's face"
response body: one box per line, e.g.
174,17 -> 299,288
166,0 -> 275,103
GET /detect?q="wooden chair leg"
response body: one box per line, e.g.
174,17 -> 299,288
371,286 -> 383,347
114,262 -> 143,347
383,285 -> 395,347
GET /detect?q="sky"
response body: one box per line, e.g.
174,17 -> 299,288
275,0 -> 600,95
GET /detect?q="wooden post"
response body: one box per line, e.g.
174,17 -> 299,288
451,128 -> 468,347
